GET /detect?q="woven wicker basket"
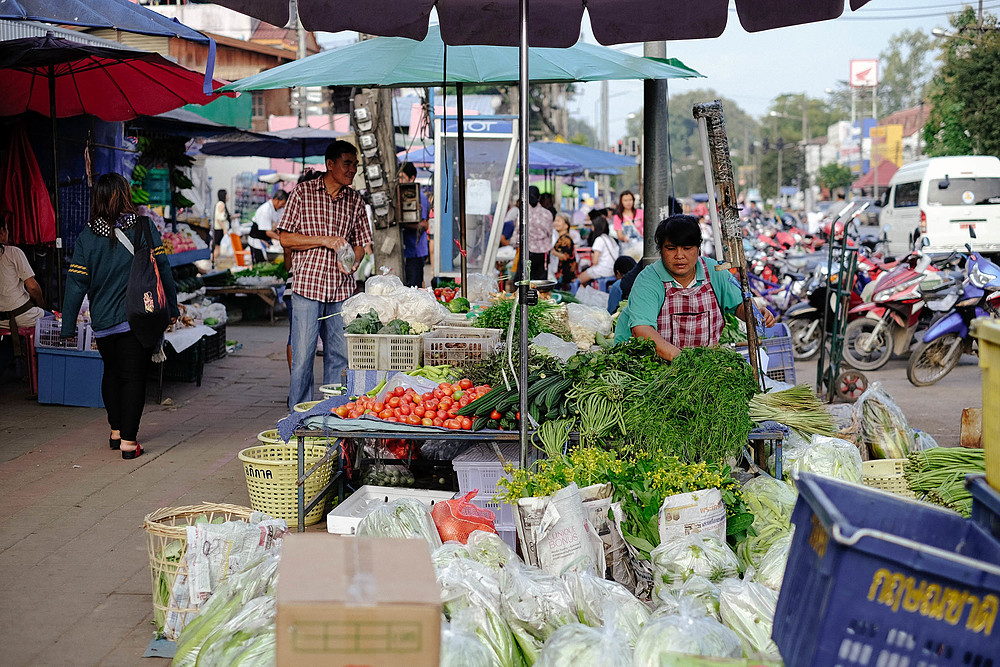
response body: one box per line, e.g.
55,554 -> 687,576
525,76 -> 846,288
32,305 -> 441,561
862,459 -> 915,497
143,503 -> 254,639
257,429 -> 336,447
239,443 -> 336,525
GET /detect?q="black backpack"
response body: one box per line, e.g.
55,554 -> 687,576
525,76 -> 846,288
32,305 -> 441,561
116,217 -> 170,348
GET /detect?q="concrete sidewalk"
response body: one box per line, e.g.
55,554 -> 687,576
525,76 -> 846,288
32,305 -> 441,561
0,322 -> 294,666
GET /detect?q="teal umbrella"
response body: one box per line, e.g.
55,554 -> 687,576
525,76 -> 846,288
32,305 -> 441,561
218,25 -> 701,91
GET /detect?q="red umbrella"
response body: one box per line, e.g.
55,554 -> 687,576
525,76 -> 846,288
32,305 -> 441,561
1,124 -> 56,245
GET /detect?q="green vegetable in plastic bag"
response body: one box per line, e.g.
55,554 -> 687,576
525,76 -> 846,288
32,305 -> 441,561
718,577 -> 781,660
466,530 -> 519,571
535,623 -> 633,667
563,570 -> 650,647
754,531 -> 793,592
500,562 -> 578,664
782,434 -> 863,484
432,542 -> 472,569
736,475 -> 797,572
653,575 -> 721,622
441,618 -> 495,667
439,560 -> 525,667
856,381 -> 915,460
633,603 -> 743,665
355,498 -> 442,549
651,533 -> 740,587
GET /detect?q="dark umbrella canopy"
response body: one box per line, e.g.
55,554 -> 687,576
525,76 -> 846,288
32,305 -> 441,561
199,127 -> 347,159
0,35 -> 232,121
210,0 -> 873,47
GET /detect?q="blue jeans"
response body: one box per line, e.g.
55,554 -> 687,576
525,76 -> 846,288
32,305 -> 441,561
288,293 -> 347,411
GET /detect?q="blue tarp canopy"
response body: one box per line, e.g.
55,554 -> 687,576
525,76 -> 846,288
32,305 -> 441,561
398,143 -> 580,171
531,140 -> 637,174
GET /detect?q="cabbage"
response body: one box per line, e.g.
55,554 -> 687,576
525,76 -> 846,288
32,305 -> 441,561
535,623 -> 632,667
500,562 -> 578,664
718,578 -> 781,660
563,570 -> 650,646
355,498 -> 442,549
782,434 -> 863,484
651,533 -> 740,587
632,610 -> 743,665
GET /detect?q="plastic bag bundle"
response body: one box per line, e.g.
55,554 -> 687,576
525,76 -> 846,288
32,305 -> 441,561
439,561 -> 522,667
566,303 -> 613,349
465,529 -> 519,570
394,286 -> 449,326
563,570 -> 650,646
855,381 -> 916,460
441,618 -> 495,667
737,475 -> 797,572
355,498 -> 442,549
651,533 -> 740,588
365,273 -> 404,296
500,562 -> 579,664
192,597 -> 275,667
341,292 -> 396,324
467,273 -> 497,303
782,434 -> 863,484
431,542 -> 472,570
653,575 -> 721,622
432,491 -> 498,544
718,577 -> 781,660
535,622 -> 633,667
754,531 -> 793,592
632,602 -> 743,666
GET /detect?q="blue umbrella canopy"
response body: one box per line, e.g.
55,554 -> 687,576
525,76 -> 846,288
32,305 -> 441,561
219,25 -> 701,92
399,143 -> 580,171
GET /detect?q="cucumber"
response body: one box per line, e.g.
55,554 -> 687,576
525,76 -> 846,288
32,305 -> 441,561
472,416 -> 490,431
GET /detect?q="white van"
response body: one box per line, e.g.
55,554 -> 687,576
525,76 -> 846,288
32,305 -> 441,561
879,155 -> 1000,257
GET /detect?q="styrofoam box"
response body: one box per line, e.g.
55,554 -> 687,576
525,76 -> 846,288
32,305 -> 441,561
326,485 -> 455,535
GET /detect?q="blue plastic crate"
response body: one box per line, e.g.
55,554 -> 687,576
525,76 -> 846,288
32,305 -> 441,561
774,473 -> 1000,667
969,474 -> 1000,544
734,322 -> 795,385
37,347 -> 104,408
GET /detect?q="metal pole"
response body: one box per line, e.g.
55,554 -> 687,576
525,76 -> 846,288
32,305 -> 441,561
642,42 -> 669,265
457,83 -> 468,297
600,80 -> 609,151
50,68 -> 62,306
294,0 -> 308,127
518,0 -> 531,469
696,117 -> 724,260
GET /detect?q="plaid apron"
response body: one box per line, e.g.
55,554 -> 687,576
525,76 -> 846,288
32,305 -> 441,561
656,258 -> 724,349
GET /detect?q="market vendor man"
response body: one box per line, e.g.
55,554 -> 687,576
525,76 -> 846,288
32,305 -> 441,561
614,215 -> 774,361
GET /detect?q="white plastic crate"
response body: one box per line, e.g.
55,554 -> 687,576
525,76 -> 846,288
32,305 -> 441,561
34,317 -> 84,350
423,326 -> 503,365
326,484 -> 454,535
453,442 -> 520,498
83,324 -> 100,352
467,492 -> 515,531
346,333 -> 423,371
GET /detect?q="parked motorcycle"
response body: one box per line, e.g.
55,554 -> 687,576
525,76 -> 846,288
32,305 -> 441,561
841,243 -> 960,371
906,246 -> 1000,386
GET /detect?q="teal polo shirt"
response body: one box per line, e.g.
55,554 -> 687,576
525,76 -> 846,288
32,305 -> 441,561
614,256 -> 744,344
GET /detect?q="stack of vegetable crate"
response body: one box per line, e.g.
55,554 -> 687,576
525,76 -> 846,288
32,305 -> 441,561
422,326 -> 503,366
452,442 -> 520,549
345,331 -> 424,396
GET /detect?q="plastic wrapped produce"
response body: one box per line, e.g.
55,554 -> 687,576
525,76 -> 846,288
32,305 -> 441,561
431,542 -> 472,569
535,623 -> 632,667
394,286 -> 449,326
365,273 -> 405,296
855,381 -> 916,459
355,498 -> 442,548
341,292 -> 395,324
500,562 -> 578,664
653,575 -> 721,621
754,531 -> 793,592
718,578 -> 781,660
441,617 -> 495,667
466,529 -> 519,570
632,602 -> 743,666
563,570 -> 650,646
736,475 -> 797,572
438,560 -> 523,667
193,597 -> 275,667
782,434 -> 863,484
651,533 -> 740,587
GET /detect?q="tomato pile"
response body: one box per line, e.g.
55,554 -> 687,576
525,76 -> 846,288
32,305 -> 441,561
331,378 -> 491,430
434,286 -> 459,303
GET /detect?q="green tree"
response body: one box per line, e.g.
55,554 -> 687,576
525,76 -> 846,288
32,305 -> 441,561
923,8 -> 1000,156
877,29 -> 934,116
818,163 -> 854,191
623,89 -> 759,197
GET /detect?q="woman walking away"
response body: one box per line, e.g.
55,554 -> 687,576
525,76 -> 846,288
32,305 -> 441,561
577,215 -> 619,287
61,174 -> 179,459
213,189 -> 230,263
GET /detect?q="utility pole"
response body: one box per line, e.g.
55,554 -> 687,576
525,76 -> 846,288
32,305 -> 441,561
642,41 -> 670,264
293,0 -> 307,127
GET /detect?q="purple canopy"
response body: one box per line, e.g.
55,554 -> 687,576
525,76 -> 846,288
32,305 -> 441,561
210,0 -> 873,47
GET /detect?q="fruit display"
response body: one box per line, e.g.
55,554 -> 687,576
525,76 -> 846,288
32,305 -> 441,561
331,379 -> 488,430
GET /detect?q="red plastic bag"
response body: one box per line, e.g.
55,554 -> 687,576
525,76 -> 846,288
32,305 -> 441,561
432,490 -> 497,544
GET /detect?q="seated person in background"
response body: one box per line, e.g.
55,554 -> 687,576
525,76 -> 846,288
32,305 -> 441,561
606,255 -> 637,314
0,212 -> 46,346
577,215 -> 618,288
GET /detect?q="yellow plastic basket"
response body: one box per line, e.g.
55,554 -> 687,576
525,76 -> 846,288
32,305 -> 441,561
257,429 -> 336,447
143,503 -> 254,640
862,459 -> 915,497
239,443 -> 337,525
292,400 -> 322,412
973,318 -> 1000,488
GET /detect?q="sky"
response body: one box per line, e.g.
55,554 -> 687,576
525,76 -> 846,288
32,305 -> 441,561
316,1 -> 992,144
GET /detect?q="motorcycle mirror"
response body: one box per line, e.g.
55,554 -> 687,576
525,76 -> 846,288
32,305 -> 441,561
921,236 -> 931,248
970,225 -> 978,239
938,175 -> 951,190
883,224 -> 892,233
966,243 -> 973,253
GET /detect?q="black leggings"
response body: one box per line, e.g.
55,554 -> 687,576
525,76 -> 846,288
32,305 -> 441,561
96,330 -> 151,441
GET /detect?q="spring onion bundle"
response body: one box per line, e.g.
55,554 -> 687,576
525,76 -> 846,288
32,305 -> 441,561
749,384 -> 837,437
905,448 -> 985,516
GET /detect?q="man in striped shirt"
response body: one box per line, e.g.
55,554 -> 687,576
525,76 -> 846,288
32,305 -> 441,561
278,141 -> 373,410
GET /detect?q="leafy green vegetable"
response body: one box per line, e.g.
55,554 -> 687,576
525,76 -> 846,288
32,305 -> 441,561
448,297 -> 471,313
377,319 -> 412,335
474,297 -> 572,341
345,309 -> 382,334
718,314 -> 747,344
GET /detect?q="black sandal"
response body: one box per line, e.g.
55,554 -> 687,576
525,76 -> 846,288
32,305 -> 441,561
121,443 -> 143,460
109,438 -> 121,450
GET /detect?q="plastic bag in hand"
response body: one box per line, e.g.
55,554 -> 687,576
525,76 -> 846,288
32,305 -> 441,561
651,532 -> 740,587
718,577 -> 781,660
535,622 -> 633,667
633,600 -> 743,665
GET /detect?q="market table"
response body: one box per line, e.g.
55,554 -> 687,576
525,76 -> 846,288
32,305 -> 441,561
204,285 -> 279,322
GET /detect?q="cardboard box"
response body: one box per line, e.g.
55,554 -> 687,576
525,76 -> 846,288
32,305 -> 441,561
277,534 -> 441,667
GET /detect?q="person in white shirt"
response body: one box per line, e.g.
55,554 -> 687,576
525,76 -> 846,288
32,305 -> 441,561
577,215 -> 619,286
248,190 -> 288,264
0,214 -> 45,359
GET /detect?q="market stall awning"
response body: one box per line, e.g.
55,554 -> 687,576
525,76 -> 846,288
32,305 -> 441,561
128,108 -> 237,138
218,24 -> 702,92
852,160 -> 898,190
532,140 -> 637,173
398,143 -> 582,171
209,0 -> 873,47
198,126 -> 348,159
